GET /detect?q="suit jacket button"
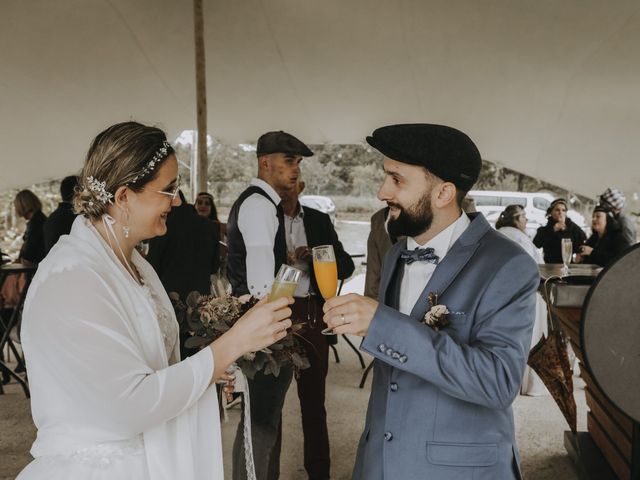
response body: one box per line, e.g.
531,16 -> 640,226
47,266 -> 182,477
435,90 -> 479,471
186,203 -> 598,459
390,382 -> 398,392
391,352 -> 400,360
384,431 -> 393,441
386,348 -> 394,356
378,343 -> 386,353
399,355 -> 407,363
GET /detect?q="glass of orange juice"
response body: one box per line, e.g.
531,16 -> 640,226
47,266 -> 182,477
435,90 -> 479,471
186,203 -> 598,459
270,264 -> 302,301
312,245 -> 339,335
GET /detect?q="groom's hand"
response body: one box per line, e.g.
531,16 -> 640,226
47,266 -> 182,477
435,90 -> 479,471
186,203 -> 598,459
323,293 -> 378,337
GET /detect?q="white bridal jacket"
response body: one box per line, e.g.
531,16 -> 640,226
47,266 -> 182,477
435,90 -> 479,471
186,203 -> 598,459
498,226 -> 549,396
18,216 -> 223,479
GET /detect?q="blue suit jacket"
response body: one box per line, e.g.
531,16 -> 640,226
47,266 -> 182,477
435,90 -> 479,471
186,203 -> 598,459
353,213 -> 539,480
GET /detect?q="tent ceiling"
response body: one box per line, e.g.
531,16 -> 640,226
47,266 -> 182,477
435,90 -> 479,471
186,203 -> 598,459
2,0 -> 640,200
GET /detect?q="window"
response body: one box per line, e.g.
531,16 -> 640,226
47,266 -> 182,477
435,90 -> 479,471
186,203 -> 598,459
533,197 -> 550,210
471,195 -> 499,206
500,196 -> 526,206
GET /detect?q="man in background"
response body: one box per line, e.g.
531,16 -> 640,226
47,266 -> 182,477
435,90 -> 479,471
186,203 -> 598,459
279,180 -> 354,480
43,175 -> 78,253
226,130 -> 313,480
364,207 -> 397,299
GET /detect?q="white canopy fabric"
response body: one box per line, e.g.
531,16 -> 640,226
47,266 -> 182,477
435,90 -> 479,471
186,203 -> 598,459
2,0 -> 640,201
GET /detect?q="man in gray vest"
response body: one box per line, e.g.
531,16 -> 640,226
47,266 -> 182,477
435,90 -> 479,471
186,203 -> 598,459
323,124 -> 539,480
227,130 -> 313,480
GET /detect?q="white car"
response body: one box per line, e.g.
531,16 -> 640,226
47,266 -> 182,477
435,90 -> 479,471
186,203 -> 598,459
299,195 -> 336,223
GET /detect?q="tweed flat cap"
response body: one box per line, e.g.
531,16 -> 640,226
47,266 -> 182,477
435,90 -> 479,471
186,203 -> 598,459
366,123 -> 482,190
600,187 -> 626,210
256,131 -> 313,157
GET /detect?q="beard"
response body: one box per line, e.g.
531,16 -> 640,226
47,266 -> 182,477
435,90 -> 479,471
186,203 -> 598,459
387,192 -> 433,238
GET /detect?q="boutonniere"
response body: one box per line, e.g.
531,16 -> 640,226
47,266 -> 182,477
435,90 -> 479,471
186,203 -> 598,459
422,292 -> 450,331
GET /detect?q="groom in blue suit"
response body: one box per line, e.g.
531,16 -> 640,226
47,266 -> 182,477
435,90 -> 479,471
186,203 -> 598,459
324,124 -> 539,480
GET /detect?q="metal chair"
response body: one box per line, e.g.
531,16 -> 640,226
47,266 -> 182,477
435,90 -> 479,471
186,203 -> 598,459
0,263 -> 36,398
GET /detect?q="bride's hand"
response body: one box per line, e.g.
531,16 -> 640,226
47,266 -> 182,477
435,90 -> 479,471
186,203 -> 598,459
231,296 -> 293,355
216,372 -> 236,401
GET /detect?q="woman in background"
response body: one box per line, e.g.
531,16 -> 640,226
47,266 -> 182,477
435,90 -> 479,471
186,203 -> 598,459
533,198 -> 586,263
195,192 -> 225,236
196,192 -> 227,274
1,191 -> 47,381
496,205 -> 548,396
575,204 -> 632,267
14,189 -> 47,265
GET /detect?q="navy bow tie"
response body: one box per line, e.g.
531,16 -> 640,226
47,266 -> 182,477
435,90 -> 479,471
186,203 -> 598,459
400,247 -> 440,265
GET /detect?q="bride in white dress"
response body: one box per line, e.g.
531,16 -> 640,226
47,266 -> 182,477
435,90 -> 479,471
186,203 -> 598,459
17,122 -> 293,479
496,205 -> 549,396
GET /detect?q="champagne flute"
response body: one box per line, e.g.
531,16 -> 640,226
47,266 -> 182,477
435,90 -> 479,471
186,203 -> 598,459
561,238 -> 572,274
312,245 -> 339,335
270,264 -> 302,301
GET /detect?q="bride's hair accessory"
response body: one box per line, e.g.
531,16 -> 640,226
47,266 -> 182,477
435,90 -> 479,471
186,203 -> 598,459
87,176 -> 114,205
130,140 -> 171,185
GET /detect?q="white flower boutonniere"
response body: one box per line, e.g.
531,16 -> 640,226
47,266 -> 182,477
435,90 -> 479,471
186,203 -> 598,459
423,292 -> 450,331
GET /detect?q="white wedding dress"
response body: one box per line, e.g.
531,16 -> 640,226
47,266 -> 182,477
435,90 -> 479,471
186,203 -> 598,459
498,226 -> 549,396
17,217 -> 224,479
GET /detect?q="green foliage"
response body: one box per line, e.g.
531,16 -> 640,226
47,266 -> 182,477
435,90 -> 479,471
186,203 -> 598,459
1,140 -> 601,252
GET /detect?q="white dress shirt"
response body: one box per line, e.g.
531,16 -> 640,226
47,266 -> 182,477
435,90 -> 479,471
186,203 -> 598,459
237,178 -> 282,298
284,207 -> 312,297
399,212 -> 471,315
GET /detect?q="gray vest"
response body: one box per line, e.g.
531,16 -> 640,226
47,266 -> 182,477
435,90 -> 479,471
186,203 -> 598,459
226,186 -> 287,296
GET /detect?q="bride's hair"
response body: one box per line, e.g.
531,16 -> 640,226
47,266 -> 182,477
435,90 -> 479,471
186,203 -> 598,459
75,121 -> 175,220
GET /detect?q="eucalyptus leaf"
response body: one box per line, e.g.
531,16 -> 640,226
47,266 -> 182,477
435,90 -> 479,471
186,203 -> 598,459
270,358 -> 281,378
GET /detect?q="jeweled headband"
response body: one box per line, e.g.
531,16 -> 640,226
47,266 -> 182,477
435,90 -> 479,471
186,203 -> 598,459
129,140 -> 172,185
85,140 -> 173,205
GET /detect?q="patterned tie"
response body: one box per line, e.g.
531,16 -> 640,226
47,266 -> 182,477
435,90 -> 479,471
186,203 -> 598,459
400,247 -> 440,265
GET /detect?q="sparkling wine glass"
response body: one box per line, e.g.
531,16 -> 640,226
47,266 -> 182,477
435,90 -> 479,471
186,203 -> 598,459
312,245 -> 338,335
269,264 -> 302,301
561,238 -> 572,274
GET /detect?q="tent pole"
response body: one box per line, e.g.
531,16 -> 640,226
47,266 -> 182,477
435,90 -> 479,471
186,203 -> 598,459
192,0 -> 208,201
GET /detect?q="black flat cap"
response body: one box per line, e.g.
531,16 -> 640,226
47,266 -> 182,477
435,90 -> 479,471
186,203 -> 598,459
256,131 -> 314,157
366,123 -> 481,191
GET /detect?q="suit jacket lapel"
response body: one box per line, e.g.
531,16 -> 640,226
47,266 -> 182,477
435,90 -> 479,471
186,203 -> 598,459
408,213 -> 489,321
408,243 -> 478,320
379,240 -> 406,309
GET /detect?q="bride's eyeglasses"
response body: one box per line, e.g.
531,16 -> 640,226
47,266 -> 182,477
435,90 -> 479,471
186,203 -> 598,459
155,175 -> 181,200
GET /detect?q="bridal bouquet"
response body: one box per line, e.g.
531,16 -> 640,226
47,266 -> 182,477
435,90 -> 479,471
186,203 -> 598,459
170,284 -> 310,379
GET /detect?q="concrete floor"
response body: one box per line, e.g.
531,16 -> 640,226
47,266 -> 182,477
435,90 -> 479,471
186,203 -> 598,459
1,337 -> 584,479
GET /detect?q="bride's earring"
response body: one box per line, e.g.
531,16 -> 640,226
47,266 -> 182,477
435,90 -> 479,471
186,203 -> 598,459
122,211 -> 130,239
